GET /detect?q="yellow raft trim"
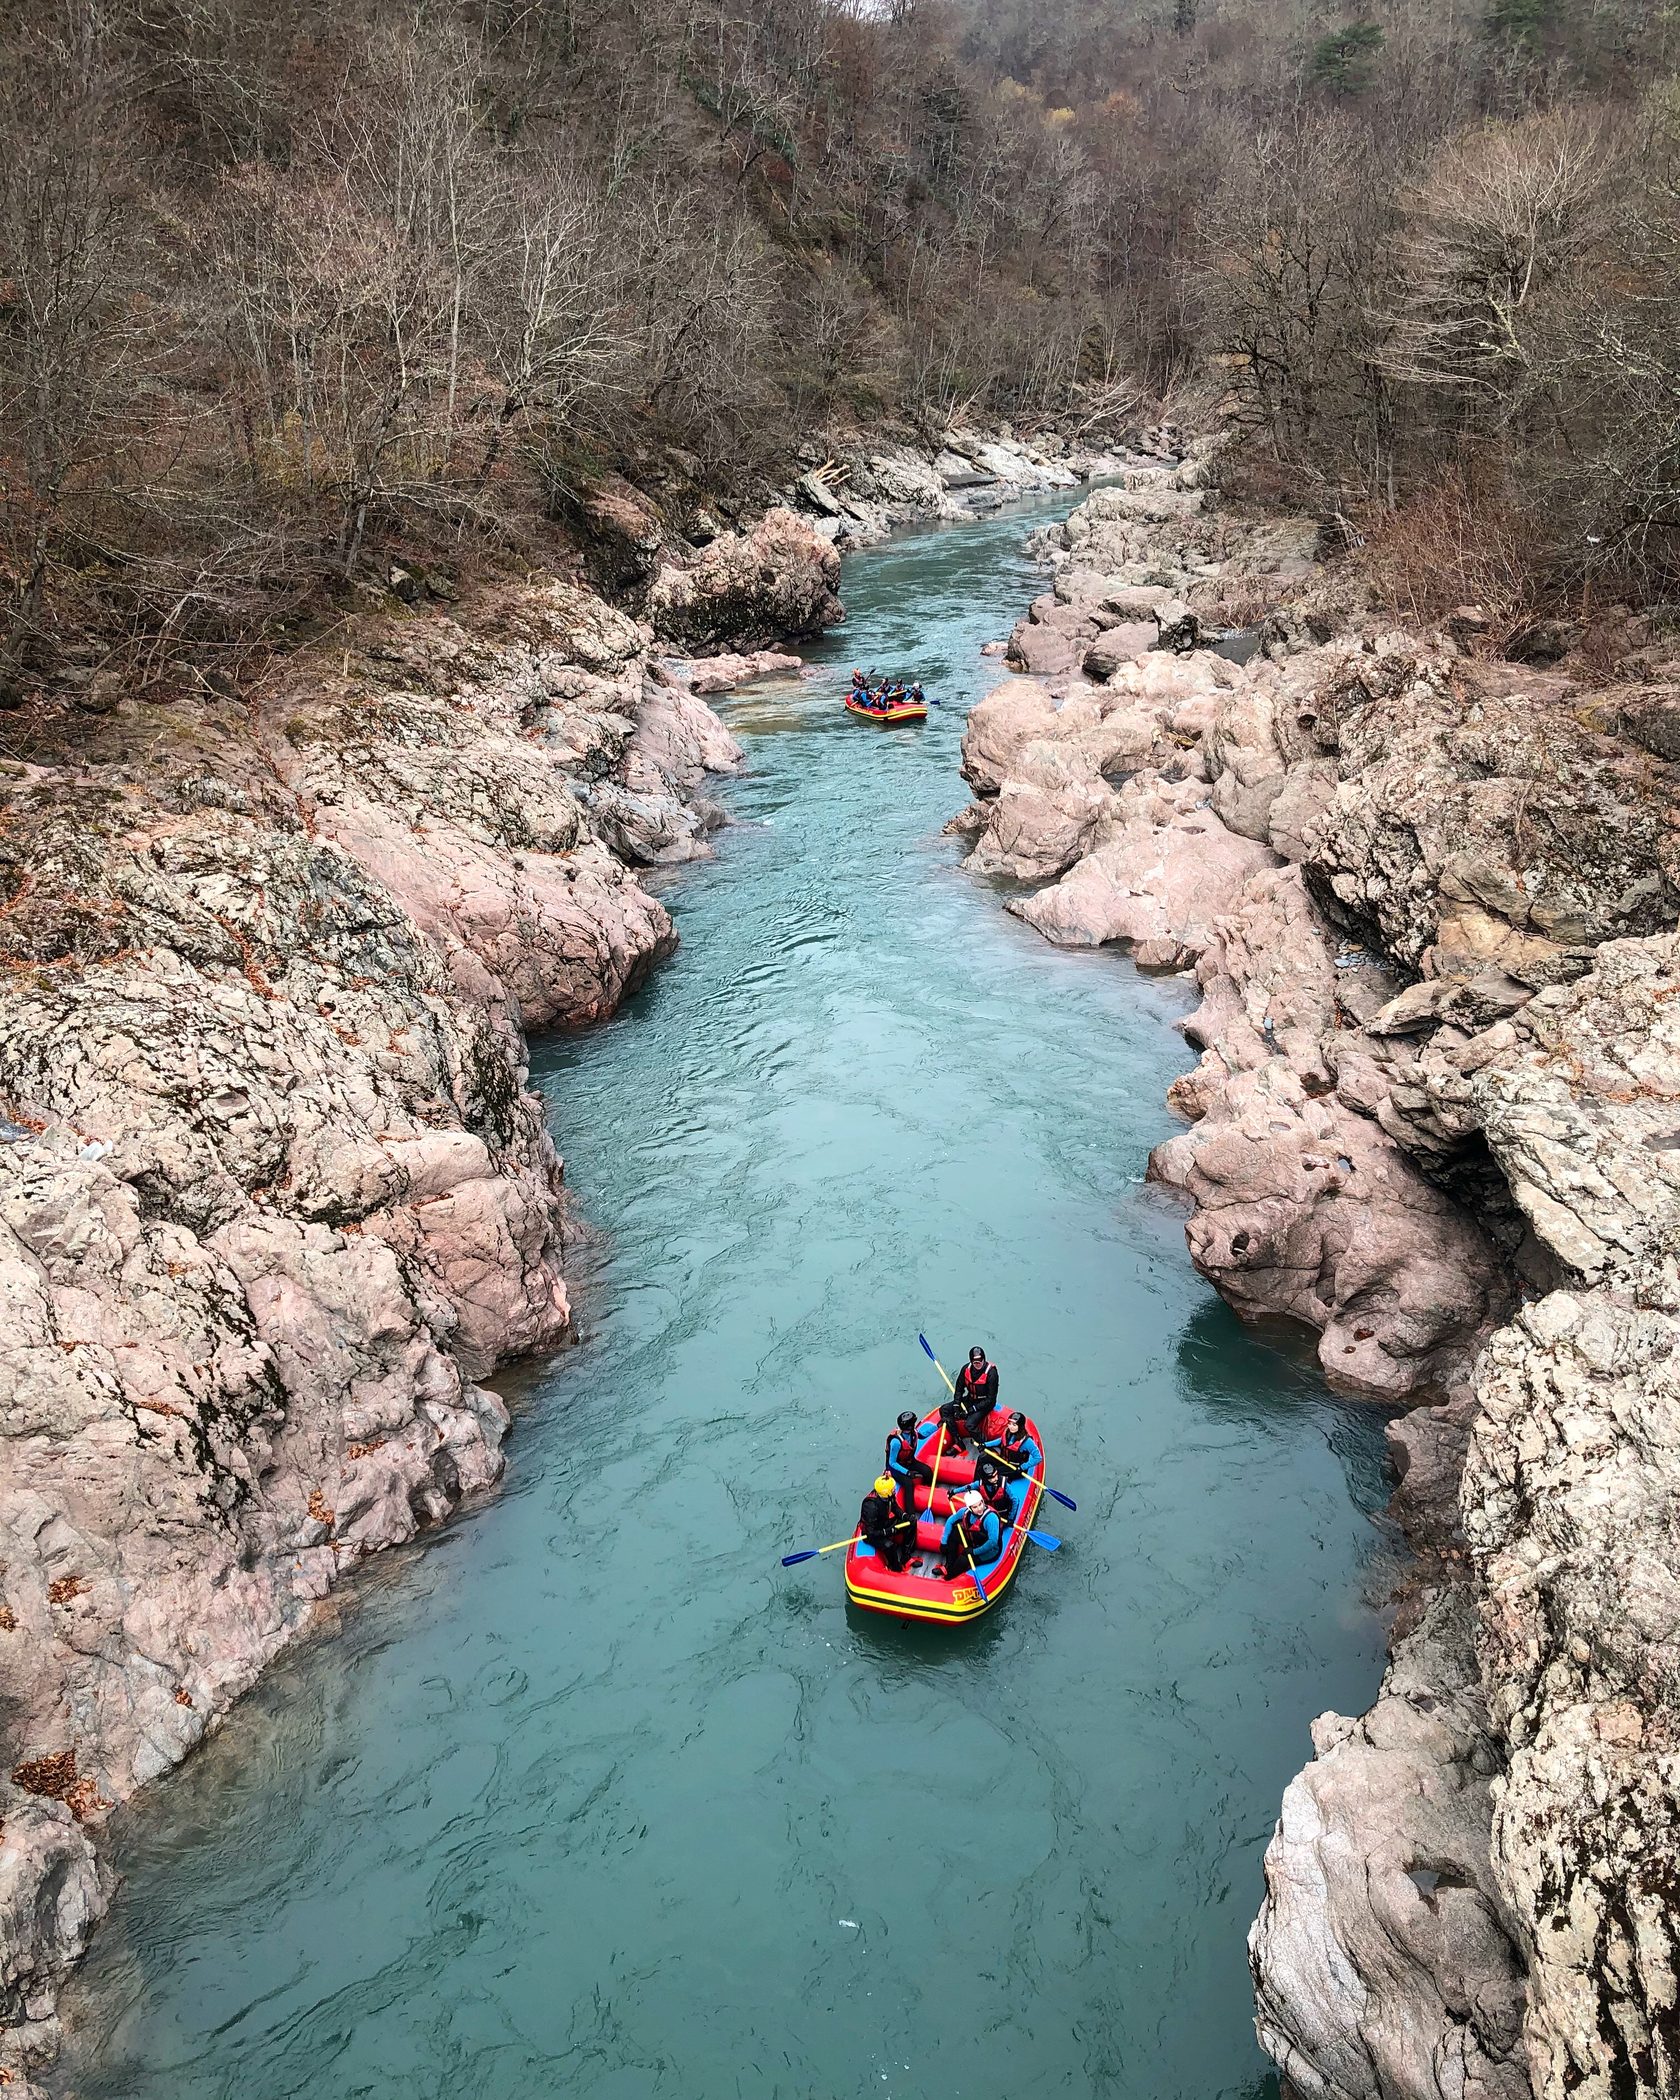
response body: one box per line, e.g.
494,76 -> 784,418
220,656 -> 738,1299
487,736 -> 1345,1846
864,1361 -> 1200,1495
845,698 -> 928,726
844,1481 -> 1042,1624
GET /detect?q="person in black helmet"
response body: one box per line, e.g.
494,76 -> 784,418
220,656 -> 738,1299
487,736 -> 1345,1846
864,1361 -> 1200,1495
974,1452 -> 1016,1528
984,1409 -> 1040,1485
952,1345 -> 999,1442
884,1409 -> 934,1507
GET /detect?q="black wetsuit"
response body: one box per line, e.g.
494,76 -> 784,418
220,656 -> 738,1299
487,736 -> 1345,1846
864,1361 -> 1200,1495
938,1399 -> 978,1454
954,1359 -> 998,1439
858,1490 -> 917,1573
885,1425 -> 935,1501
975,1469 -> 1014,1526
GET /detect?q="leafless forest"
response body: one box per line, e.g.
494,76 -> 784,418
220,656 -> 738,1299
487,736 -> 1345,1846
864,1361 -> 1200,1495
0,0 -> 1674,689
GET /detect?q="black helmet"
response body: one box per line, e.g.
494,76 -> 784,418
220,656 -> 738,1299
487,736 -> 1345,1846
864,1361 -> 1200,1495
1007,1410 -> 1026,1436
979,1456 -> 1000,1481
969,1345 -> 987,1365
896,1409 -> 917,1432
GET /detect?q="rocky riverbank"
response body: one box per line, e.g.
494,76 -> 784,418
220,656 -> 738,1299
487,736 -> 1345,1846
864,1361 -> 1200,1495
949,452 -> 1680,2099
0,508 -> 844,2092
784,423 -> 1145,550
554,419 -> 1135,609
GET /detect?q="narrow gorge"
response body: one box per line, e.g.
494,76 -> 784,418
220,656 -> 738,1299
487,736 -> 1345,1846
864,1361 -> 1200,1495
5,0 -> 1678,2089
2,446 -> 1413,2100
6,385 -> 1677,2098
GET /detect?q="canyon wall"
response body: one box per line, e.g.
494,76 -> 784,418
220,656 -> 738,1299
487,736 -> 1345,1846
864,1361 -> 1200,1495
0,423 -> 1135,2092
0,507 -> 850,2093
950,453 -> 1680,2100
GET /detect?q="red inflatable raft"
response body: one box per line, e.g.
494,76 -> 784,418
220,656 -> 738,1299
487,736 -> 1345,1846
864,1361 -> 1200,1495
844,1410 -> 1046,1624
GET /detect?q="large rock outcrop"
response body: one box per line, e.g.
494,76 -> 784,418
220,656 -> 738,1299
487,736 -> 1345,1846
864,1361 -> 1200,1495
955,451 -> 1680,2100
783,422 -> 1133,549
1250,1585 -> 1529,2100
0,578 -> 742,2092
648,506 -> 842,650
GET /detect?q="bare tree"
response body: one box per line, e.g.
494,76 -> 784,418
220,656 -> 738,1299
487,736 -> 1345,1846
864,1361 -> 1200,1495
0,14 -> 152,645
1383,105 -> 1623,406
1192,113 -> 1395,491
473,158 -> 634,486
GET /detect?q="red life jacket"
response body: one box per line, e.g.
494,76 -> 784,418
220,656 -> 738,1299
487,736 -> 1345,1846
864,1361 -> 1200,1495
995,1430 -> 1029,1472
952,1508 -> 997,1566
977,1471 -> 1012,1518
956,1363 -> 993,1432
885,1427 -> 920,1475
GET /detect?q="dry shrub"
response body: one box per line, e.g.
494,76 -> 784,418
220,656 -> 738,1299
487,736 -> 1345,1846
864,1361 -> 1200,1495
12,1748 -> 78,1799
1354,472 -> 1536,648
1216,578 -> 1292,627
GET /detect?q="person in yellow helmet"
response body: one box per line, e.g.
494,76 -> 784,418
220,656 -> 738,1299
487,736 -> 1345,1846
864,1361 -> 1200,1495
858,1472 -> 917,1572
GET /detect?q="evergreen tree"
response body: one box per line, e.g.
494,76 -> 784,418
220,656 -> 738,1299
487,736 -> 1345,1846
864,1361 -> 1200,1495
1484,0 -> 1558,46
1307,20 -> 1386,93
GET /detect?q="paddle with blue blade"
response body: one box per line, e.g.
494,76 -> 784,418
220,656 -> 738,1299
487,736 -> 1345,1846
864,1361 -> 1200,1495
988,1446 -> 1077,1514
916,1332 -> 1078,1513
781,1534 -> 858,1568
1006,1516 -> 1062,1550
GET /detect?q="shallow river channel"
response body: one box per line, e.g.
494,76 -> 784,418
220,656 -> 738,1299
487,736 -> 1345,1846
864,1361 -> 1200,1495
59,492 -> 1395,2100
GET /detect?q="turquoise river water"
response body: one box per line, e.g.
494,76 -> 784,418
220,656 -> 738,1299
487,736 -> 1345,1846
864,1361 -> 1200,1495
57,491 -> 1396,2100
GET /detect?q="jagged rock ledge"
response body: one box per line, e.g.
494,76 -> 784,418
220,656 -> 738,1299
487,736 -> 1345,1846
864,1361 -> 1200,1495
782,421 -> 1154,550
0,513 -> 839,2093
948,450 -> 1680,2100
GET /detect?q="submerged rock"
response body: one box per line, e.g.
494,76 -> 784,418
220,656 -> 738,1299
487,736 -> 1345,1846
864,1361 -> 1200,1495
680,649 -> 803,695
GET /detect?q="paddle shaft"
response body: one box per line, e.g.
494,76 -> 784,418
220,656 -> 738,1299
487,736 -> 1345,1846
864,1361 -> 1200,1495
982,1442 -> 1076,1512
782,1531 -> 860,1566
925,1422 -> 949,1511
959,1528 -> 987,1600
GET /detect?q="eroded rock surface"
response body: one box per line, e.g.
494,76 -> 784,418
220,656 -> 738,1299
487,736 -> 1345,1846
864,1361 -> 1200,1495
784,422 -> 1135,549
0,574 -> 743,2081
956,447 -> 1680,2099
1250,1585 -> 1529,2100
648,507 -> 842,650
